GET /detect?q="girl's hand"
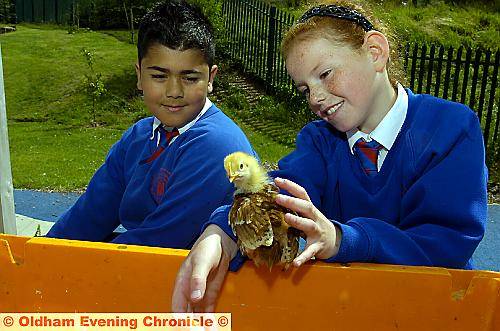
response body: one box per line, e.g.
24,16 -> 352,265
274,177 -> 342,267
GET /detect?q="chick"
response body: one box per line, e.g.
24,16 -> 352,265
224,152 -> 301,270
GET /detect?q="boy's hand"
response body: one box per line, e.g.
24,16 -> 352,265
171,225 -> 238,312
274,177 -> 341,267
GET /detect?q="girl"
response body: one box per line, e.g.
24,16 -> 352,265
172,0 -> 487,312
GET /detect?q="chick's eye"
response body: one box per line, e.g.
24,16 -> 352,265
239,163 -> 244,170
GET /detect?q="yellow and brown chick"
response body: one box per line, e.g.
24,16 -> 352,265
224,151 -> 301,270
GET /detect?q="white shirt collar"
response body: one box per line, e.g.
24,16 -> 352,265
150,98 -> 213,144
347,84 -> 408,153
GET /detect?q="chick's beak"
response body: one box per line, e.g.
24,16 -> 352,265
225,167 -> 235,182
225,163 -> 240,183
228,172 -> 237,183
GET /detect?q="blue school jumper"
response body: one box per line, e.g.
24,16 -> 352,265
208,89 -> 487,270
47,104 -> 256,249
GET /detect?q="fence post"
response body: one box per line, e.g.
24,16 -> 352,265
409,43 -> 418,91
478,50 -> 491,137
451,46 -> 463,102
469,49 -> 482,119
425,44 -> 435,94
55,0 -> 59,24
491,50 -> 500,145
15,0 -> 22,23
266,6 -> 276,93
417,43 -> 427,93
484,50 -> 498,157
0,45 -> 17,235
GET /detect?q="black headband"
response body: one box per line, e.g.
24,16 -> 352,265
298,4 -> 375,32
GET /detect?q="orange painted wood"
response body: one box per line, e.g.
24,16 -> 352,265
0,234 -> 499,330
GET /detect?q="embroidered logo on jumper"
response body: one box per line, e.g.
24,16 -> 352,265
150,168 -> 172,204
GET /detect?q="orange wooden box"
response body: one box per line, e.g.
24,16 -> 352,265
1,234 -> 499,330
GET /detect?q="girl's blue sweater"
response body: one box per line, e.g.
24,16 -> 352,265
210,89 -> 487,269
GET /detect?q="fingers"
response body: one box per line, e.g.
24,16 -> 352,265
172,231 -> 224,313
284,213 -> 317,234
274,178 -> 317,220
189,238 -> 222,304
200,255 -> 230,312
190,268 -> 209,303
274,177 -> 311,202
276,193 -> 317,220
293,243 -> 320,267
172,253 -> 216,312
171,261 -> 193,313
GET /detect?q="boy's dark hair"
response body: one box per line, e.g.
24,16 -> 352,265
137,0 -> 215,67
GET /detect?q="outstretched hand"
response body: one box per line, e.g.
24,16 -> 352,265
171,225 -> 238,312
274,177 -> 341,267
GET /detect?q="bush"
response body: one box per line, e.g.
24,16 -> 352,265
0,0 -> 15,24
81,48 -> 107,125
67,0 -> 224,31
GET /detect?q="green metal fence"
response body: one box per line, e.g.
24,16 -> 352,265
15,0 -> 73,24
405,43 -> 499,155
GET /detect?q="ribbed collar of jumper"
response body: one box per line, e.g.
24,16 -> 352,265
347,83 -> 408,154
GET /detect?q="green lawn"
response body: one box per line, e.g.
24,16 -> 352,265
2,25 -> 292,191
8,122 -> 123,191
271,0 -> 499,50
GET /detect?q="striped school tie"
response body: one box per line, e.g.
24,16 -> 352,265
164,127 -> 179,145
354,138 -> 383,177
140,127 -> 179,164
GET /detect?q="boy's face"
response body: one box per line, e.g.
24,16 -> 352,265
136,44 -> 217,128
285,37 -> 387,133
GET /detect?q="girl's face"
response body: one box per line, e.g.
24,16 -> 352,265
285,37 -> 384,133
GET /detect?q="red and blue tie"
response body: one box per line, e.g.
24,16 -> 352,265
354,138 -> 383,177
164,127 -> 179,145
140,127 -> 179,164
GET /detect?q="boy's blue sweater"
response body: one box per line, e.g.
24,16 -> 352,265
209,90 -> 487,269
47,104 -> 255,249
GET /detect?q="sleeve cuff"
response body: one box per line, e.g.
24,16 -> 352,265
201,205 -> 247,271
323,220 -> 370,263
228,250 -> 247,272
200,205 -> 236,241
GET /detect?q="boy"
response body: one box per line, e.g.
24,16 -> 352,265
47,0 -> 255,249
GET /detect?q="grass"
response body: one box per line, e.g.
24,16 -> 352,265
2,25 -> 291,191
2,25 -> 141,127
372,1 -> 500,49
270,0 -> 499,50
1,25 -> 140,191
8,122 -> 123,191
229,118 -> 293,163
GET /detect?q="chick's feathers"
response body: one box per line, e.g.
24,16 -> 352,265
230,184 -> 300,269
224,152 -> 300,270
